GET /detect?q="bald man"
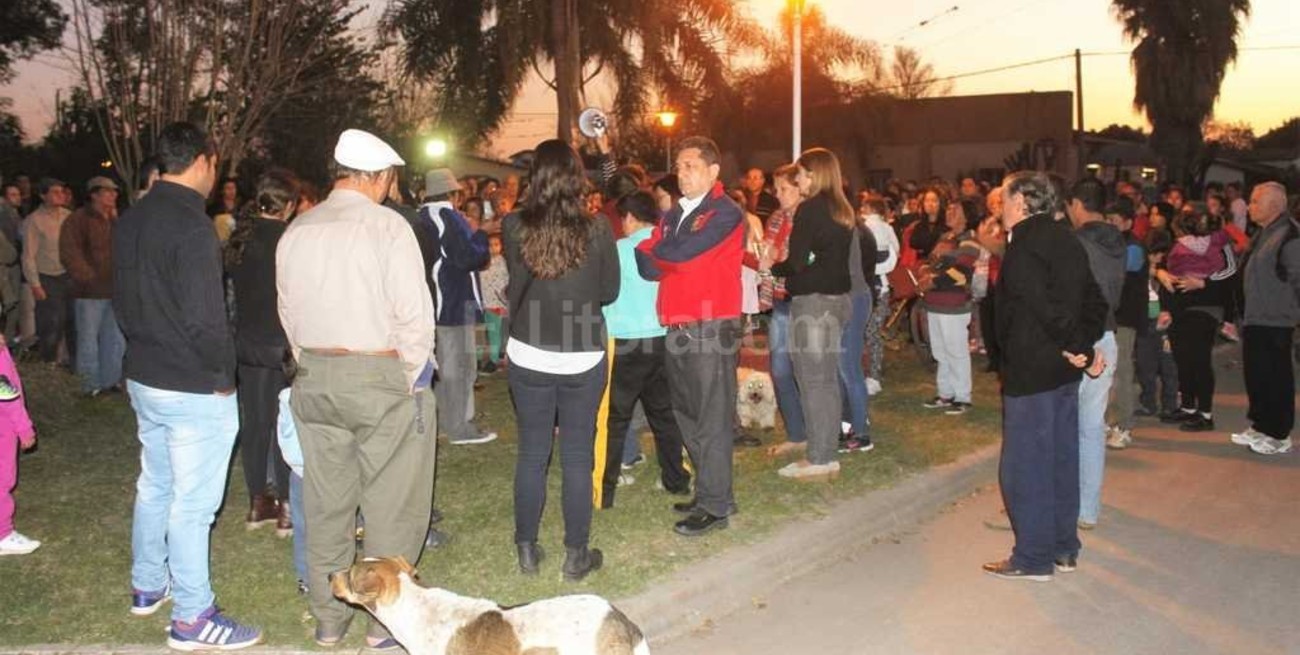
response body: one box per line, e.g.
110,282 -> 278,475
1232,182 -> 1300,456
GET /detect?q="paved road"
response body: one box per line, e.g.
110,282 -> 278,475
658,356 -> 1299,655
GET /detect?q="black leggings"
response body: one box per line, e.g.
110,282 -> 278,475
1169,311 -> 1218,414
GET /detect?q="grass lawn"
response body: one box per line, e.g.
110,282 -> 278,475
0,348 -> 1001,649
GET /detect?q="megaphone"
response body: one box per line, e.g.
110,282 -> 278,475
578,107 -> 609,139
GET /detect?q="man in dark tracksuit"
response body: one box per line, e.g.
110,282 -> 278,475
984,171 -> 1108,581
637,136 -> 745,537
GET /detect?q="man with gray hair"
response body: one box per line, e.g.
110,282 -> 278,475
277,129 -> 436,648
1231,181 -> 1299,456
984,171 -> 1108,582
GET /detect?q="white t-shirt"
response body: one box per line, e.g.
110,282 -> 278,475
864,214 -> 900,292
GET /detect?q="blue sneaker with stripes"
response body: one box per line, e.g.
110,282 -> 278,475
167,606 -> 263,651
130,584 -> 171,616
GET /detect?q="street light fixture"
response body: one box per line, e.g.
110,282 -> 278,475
657,110 -> 679,172
424,138 -> 449,160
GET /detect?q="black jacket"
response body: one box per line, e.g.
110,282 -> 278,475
996,213 -> 1108,397
114,181 -> 236,393
771,194 -> 854,296
228,218 -> 288,368
503,213 -> 619,353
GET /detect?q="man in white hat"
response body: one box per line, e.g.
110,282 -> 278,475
276,128 -> 437,649
419,167 -> 495,446
59,175 -> 125,396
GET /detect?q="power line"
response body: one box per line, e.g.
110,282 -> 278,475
872,53 -> 1073,93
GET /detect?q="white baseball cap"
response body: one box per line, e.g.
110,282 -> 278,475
333,129 -> 405,172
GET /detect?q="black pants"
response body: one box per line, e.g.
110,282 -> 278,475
237,364 -> 291,501
509,358 -> 607,548
1243,325 -> 1295,440
600,336 -> 691,508
35,273 -> 74,364
665,319 -> 741,518
1169,310 -> 1219,413
1135,325 -> 1179,413
979,291 -> 1000,371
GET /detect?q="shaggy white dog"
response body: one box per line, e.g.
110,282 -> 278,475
736,367 -> 777,430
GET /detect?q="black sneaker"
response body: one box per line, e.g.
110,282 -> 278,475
923,396 -> 955,409
1160,410 -> 1197,424
1054,554 -> 1078,573
1179,415 -> 1215,432
838,436 -> 875,454
982,559 -> 1052,582
945,402 -> 972,416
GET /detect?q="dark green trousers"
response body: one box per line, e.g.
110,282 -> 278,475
290,352 -> 436,637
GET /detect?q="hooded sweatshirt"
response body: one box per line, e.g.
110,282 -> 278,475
1075,220 -> 1127,332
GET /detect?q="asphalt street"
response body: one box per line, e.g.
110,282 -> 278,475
658,355 -> 1299,655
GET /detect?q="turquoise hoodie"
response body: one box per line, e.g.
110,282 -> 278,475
604,226 -> 667,339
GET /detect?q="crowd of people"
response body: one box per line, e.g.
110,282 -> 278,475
0,119 -> 1296,650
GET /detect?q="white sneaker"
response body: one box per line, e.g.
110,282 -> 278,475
1106,427 -> 1132,450
450,430 -> 498,446
866,378 -> 882,396
0,531 -> 41,555
777,460 -> 841,479
1249,436 -> 1292,456
1230,427 -> 1266,446
617,473 -> 635,487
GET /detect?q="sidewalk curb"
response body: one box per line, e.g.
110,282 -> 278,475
619,443 -> 1000,646
2,446 -> 1000,655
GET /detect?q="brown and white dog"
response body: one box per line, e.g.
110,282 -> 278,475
331,557 -> 650,655
736,367 -> 777,430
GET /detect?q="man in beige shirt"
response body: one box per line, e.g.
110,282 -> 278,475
22,178 -> 73,363
276,129 -> 436,649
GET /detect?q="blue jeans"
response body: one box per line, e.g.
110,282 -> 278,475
769,300 -> 806,443
1078,331 -> 1117,525
1000,381 -> 1081,575
838,291 -> 872,436
74,299 -> 125,393
128,381 -> 239,622
290,472 -> 306,583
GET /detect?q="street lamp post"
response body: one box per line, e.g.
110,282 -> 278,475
792,0 -> 803,161
657,110 -> 679,173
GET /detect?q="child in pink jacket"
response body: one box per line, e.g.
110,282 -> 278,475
0,343 -> 39,555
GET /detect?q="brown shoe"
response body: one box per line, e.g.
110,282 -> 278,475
275,498 -> 292,538
246,491 -> 278,530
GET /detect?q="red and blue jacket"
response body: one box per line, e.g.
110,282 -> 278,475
635,182 -> 745,325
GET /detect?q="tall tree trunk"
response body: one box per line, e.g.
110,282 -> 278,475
551,0 -> 581,144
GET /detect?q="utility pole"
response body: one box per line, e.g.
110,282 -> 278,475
1075,48 -> 1085,177
792,0 -> 803,161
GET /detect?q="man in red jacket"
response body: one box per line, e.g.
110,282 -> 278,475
636,136 -> 745,537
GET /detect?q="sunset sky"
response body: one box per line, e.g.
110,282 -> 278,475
3,0 -> 1297,157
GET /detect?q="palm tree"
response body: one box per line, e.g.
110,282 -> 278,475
1111,0 -> 1251,187
700,3 -> 891,163
383,0 -> 760,146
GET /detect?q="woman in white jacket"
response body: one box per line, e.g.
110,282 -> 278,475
861,197 -> 899,395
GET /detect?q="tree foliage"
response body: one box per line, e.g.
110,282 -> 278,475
0,0 -> 67,82
1112,0 -> 1251,186
68,0 -> 379,195
1203,119 -> 1254,151
384,0 -> 761,146
886,46 -> 953,100
1255,117 -> 1299,151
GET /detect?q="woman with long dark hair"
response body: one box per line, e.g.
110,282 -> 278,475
769,148 -> 871,478
502,139 -> 619,580
225,168 -> 299,533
